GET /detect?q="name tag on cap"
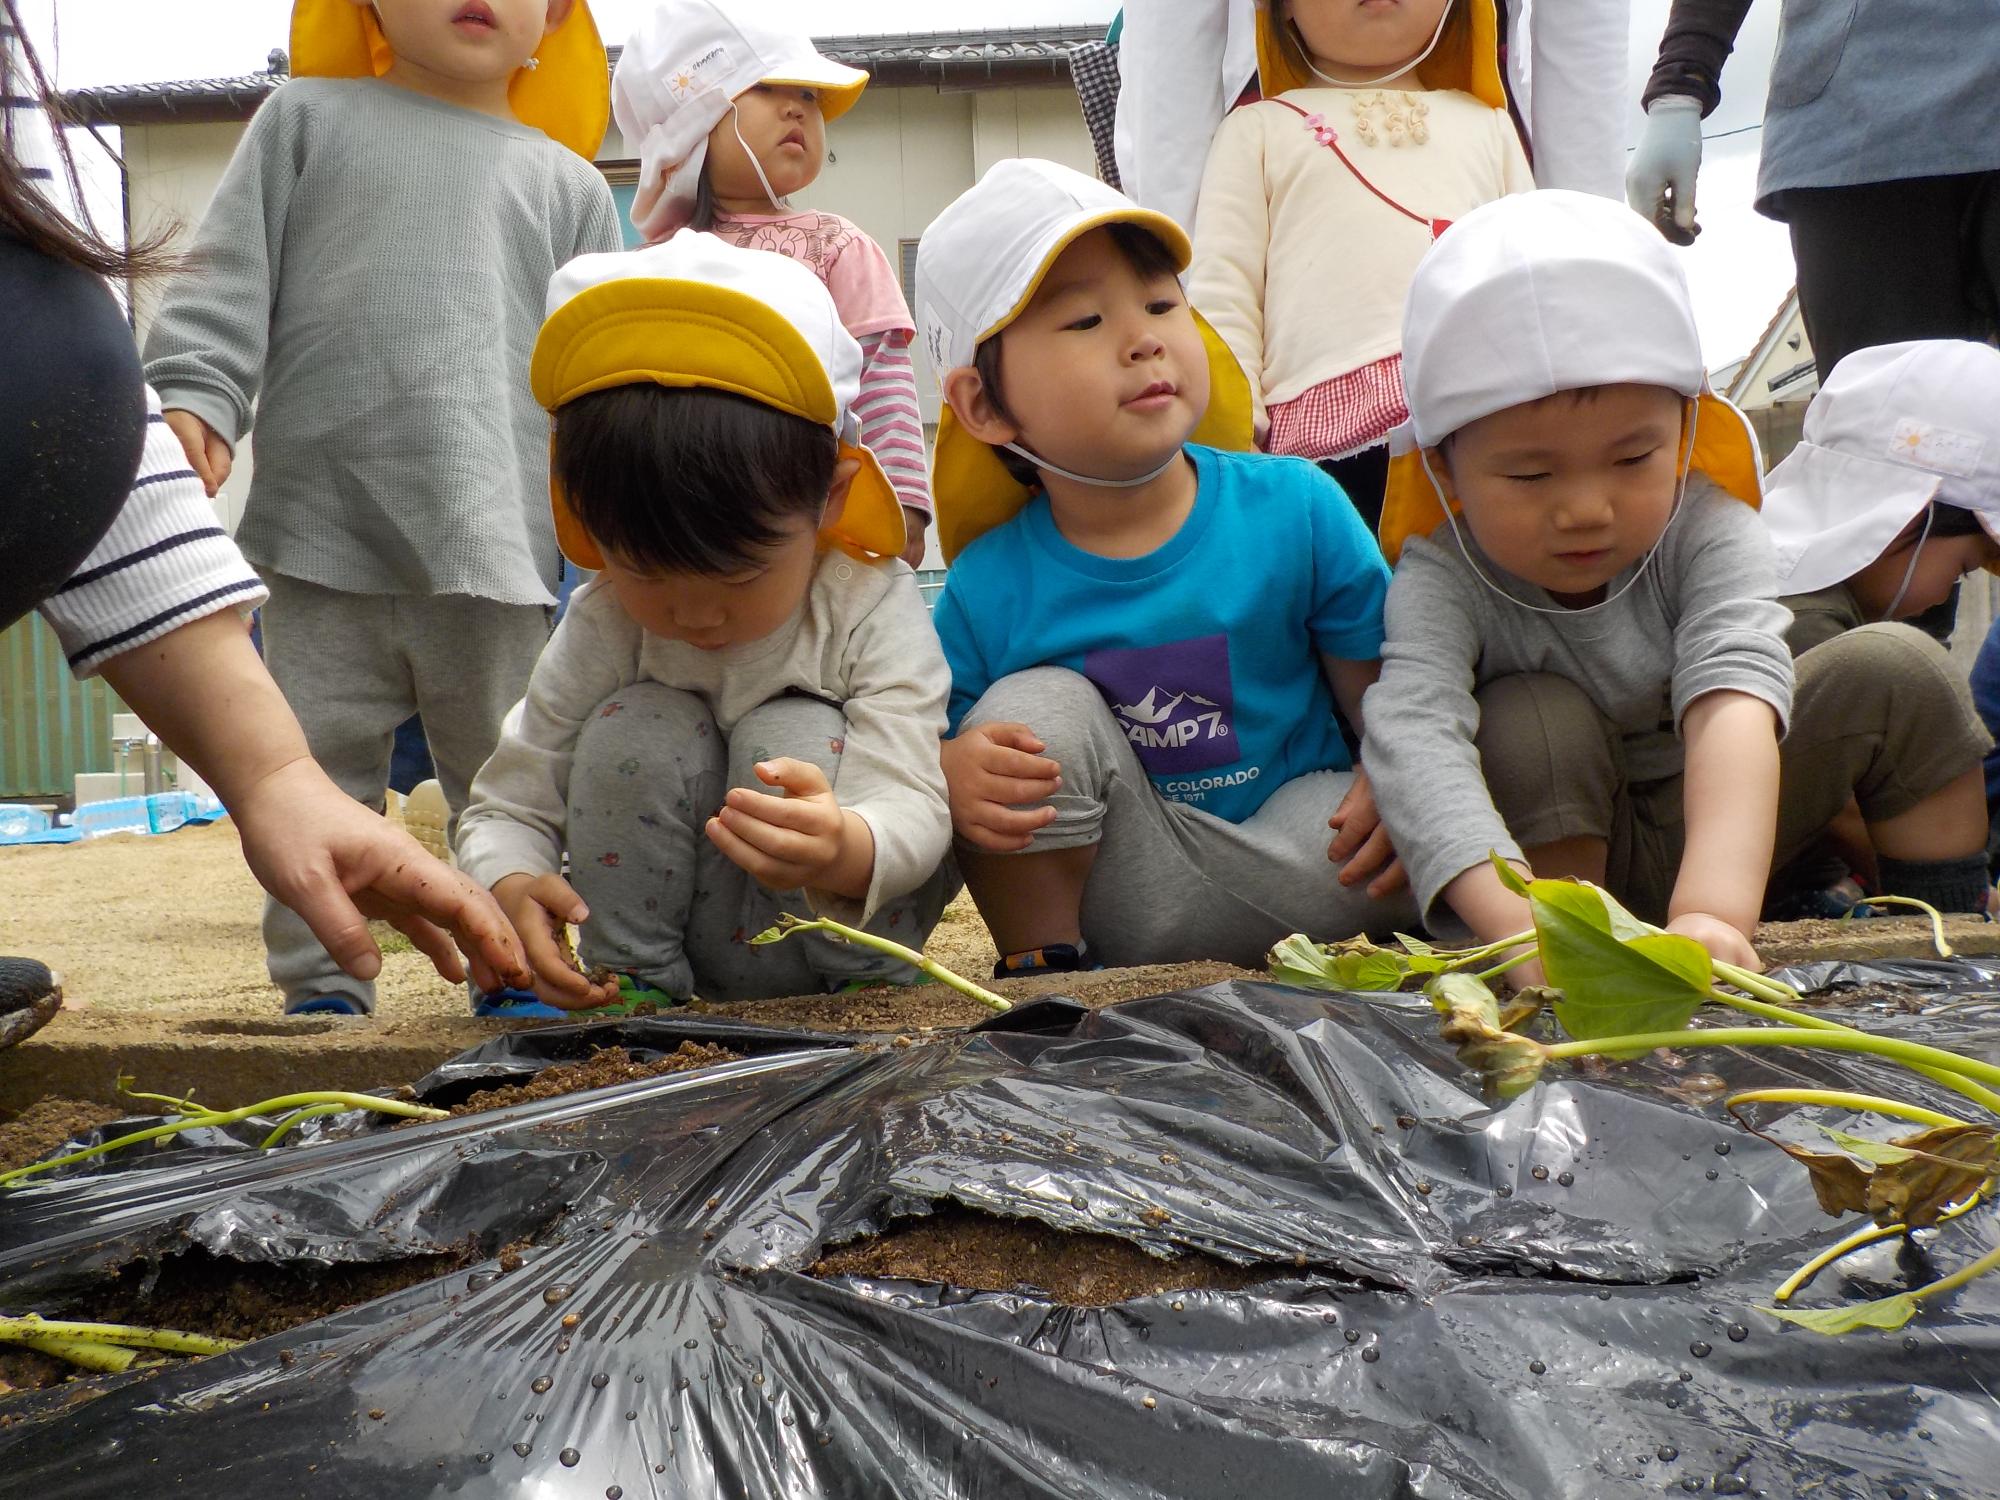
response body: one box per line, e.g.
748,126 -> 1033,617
1888,418 -> 1984,478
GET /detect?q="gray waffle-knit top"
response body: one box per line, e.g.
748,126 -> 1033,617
143,78 -> 621,604
1362,481 -> 1796,920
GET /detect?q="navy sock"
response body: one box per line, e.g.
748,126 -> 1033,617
1874,854 -> 1992,915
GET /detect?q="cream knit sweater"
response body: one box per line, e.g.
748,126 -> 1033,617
1189,88 -> 1533,428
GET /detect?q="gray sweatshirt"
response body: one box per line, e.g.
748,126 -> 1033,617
143,78 -> 621,605
456,553 -> 953,927
1362,482 -> 1796,919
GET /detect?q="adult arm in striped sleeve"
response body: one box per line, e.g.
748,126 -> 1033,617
37,390 -> 534,997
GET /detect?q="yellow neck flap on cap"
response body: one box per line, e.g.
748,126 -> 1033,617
1254,0 -> 1505,109
933,306 -> 1256,564
1376,390 -> 1766,565
289,0 -> 611,159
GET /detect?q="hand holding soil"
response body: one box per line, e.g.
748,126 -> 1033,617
492,871 -> 618,1009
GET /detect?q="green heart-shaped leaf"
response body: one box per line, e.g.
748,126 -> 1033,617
1529,880 -> 1711,1049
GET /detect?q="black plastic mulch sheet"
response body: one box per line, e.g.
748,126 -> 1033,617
1,966 -> 1997,1498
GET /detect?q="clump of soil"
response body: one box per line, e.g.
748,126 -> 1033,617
0,1347 -> 71,1399
1798,980 -> 1940,1014
0,1099 -> 124,1176
444,1041 -> 740,1116
692,959 -> 1249,1034
811,1206 -> 1277,1306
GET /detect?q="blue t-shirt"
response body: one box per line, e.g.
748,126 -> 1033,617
935,444 -> 1390,824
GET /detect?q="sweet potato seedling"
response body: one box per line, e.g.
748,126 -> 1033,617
1268,855 -> 2000,1335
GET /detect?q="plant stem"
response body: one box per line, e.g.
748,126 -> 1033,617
261,1103 -> 353,1148
12,1335 -> 137,1373
1839,895 -> 1954,959
1710,960 -> 1803,1006
0,1317 -> 242,1356
1771,1190 -> 1987,1303
1706,989 -> 2000,1115
1443,930 -> 1537,972
1475,948 -> 1541,985
1545,1026 -> 2000,1091
0,1092 -> 450,1189
1723,1088 -> 1967,1130
755,915 -> 1010,1012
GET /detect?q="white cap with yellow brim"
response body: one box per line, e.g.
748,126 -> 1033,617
914,157 -> 1255,564
529,233 -> 905,570
288,0 -> 611,160
1379,189 -> 1763,565
1761,339 -> 2000,594
612,0 -> 868,242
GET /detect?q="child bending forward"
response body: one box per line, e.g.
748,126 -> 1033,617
917,159 -> 1417,979
1364,191 -> 1989,979
457,236 -> 955,1009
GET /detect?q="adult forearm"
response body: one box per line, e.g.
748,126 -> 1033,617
97,609 -> 314,811
1672,689 -> 1780,933
1641,0 -> 1754,114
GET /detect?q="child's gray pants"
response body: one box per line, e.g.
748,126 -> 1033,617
960,667 -> 1418,968
258,572 -> 552,1011
566,681 -> 956,1001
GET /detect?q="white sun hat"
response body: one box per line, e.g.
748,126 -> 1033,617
1761,339 -> 2000,593
1379,189 -> 1763,562
530,233 -> 903,566
913,158 -> 1254,562
611,0 -> 868,243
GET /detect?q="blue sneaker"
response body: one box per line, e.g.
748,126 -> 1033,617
285,994 -> 367,1017
469,984 -> 570,1019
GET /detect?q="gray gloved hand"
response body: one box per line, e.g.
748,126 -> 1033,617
1626,94 -> 1704,242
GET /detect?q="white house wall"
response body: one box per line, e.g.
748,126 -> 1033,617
117,81 -> 1093,556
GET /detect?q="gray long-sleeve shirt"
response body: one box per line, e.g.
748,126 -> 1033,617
1362,482 -> 1796,920
142,78 -> 621,604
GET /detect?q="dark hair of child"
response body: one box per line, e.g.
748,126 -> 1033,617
684,165 -> 718,233
970,223 -> 1186,488
1923,503 -> 1989,540
552,385 -> 836,574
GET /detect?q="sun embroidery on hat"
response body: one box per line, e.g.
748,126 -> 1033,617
1888,418 -> 1985,478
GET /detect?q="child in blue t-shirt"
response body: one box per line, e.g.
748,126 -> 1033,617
916,159 -> 1418,976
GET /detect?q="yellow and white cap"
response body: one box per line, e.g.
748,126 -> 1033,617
1762,339 -> 2000,593
914,157 -> 1254,562
611,0 -> 868,242
530,233 -> 904,568
289,0 -> 610,160
1380,189 -> 1763,562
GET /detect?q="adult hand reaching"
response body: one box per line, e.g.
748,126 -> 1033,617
233,756 -> 532,991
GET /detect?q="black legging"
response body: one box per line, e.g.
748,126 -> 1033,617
1,233 -> 148,634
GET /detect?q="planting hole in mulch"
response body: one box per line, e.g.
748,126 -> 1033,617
433,1040 -> 742,1117
0,1098 -> 125,1177
810,1207 -> 1281,1305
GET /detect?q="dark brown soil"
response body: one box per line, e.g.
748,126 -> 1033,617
444,1041 -> 740,1117
0,1098 -> 123,1176
810,1206 -> 1278,1306
692,959 -> 1249,1034
0,1347 -> 70,1398
88,1243 -> 482,1345
1799,980 -> 1938,1013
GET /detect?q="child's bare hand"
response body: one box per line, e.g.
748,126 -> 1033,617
707,758 -> 854,891
162,409 -> 232,498
900,506 -> 929,570
1666,911 -> 1762,973
941,722 -> 1061,852
1327,767 -> 1407,897
492,872 -> 616,1009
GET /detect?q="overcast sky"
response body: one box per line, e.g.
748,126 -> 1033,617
27,0 -> 1791,366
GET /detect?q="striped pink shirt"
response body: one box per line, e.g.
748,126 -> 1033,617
711,210 -> 933,520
